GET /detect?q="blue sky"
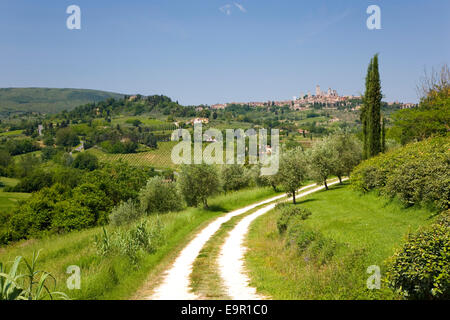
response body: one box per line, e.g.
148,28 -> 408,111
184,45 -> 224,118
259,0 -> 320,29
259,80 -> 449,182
0,0 -> 449,105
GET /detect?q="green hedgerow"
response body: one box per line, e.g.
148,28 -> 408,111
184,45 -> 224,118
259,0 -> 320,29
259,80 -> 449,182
385,211 -> 450,300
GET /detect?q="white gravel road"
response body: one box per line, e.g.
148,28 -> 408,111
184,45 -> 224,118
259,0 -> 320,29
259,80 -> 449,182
217,179 -> 346,300
148,179 -> 345,300
147,190 -> 293,300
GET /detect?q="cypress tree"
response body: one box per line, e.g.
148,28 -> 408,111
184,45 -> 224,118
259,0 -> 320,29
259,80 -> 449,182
362,58 -> 373,159
362,54 -> 383,158
381,117 -> 386,152
368,54 -> 382,156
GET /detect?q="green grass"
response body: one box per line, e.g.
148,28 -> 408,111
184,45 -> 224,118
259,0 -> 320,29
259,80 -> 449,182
0,186 -> 278,300
0,130 -> 23,137
0,177 -> 20,188
0,177 -> 30,211
111,116 -> 171,126
245,182 -> 434,300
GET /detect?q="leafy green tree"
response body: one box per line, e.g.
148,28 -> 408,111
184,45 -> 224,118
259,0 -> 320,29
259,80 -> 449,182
71,183 -> 113,226
245,164 -> 278,191
52,200 -> 95,232
391,65 -> 449,145
276,148 -> 308,204
308,139 -> 337,190
9,169 -> 53,193
82,162 -> 153,204
221,164 -> 250,193
328,132 -> 362,183
177,163 -> 221,208
72,152 -> 99,171
55,127 -> 79,148
139,176 -> 184,214
7,184 -> 69,241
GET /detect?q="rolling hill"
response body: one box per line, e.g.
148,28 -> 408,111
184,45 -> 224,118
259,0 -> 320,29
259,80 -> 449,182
0,88 -> 124,115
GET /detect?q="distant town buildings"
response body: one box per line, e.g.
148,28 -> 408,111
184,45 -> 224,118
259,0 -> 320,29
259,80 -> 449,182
210,85 -> 414,111
189,117 -> 210,125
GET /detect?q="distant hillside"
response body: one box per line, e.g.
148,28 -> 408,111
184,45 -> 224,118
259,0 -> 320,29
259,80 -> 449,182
0,88 -> 124,115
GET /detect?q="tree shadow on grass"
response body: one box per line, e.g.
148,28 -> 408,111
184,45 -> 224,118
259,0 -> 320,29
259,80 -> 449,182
295,198 -> 317,205
329,182 -> 347,190
205,204 -> 227,212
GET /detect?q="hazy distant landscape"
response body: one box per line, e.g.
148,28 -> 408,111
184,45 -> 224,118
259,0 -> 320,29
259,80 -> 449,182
0,88 -> 123,115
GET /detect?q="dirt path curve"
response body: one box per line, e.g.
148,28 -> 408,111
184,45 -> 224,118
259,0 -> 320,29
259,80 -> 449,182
218,179 -> 346,300
147,190 -> 296,300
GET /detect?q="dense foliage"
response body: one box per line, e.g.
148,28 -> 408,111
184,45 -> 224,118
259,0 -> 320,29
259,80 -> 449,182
0,162 -> 154,244
221,164 -> 251,193
139,176 -> 184,214
351,136 -> 450,212
177,163 -> 221,208
390,65 -> 449,145
386,211 -> 449,300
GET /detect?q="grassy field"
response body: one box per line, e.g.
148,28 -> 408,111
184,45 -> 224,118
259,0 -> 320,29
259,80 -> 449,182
87,140 -> 246,170
0,130 -> 24,137
0,192 -> 30,212
246,182 -> 434,299
87,142 -> 178,169
0,186 -> 278,300
0,177 -> 29,212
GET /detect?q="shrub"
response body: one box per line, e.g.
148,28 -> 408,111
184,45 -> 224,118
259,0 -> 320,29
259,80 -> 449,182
276,204 -> 312,234
52,200 -> 95,232
351,136 -> 450,212
385,158 -> 449,211
7,169 -> 53,193
109,199 -> 143,226
287,222 -> 319,250
385,212 -> 450,300
139,176 -> 184,214
285,220 -> 338,265
95,220 -> 165,265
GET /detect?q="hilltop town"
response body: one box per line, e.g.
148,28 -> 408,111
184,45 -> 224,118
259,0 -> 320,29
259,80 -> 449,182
211,85 -> 416,111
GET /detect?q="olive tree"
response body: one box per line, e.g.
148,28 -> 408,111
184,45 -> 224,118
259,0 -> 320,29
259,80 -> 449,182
177,163 -> 221,208
308,138 -> 337,190
276,148 -> 308,204
328,132 -> 362,183
221,164 -> 250,193
139,176 -> 184,214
